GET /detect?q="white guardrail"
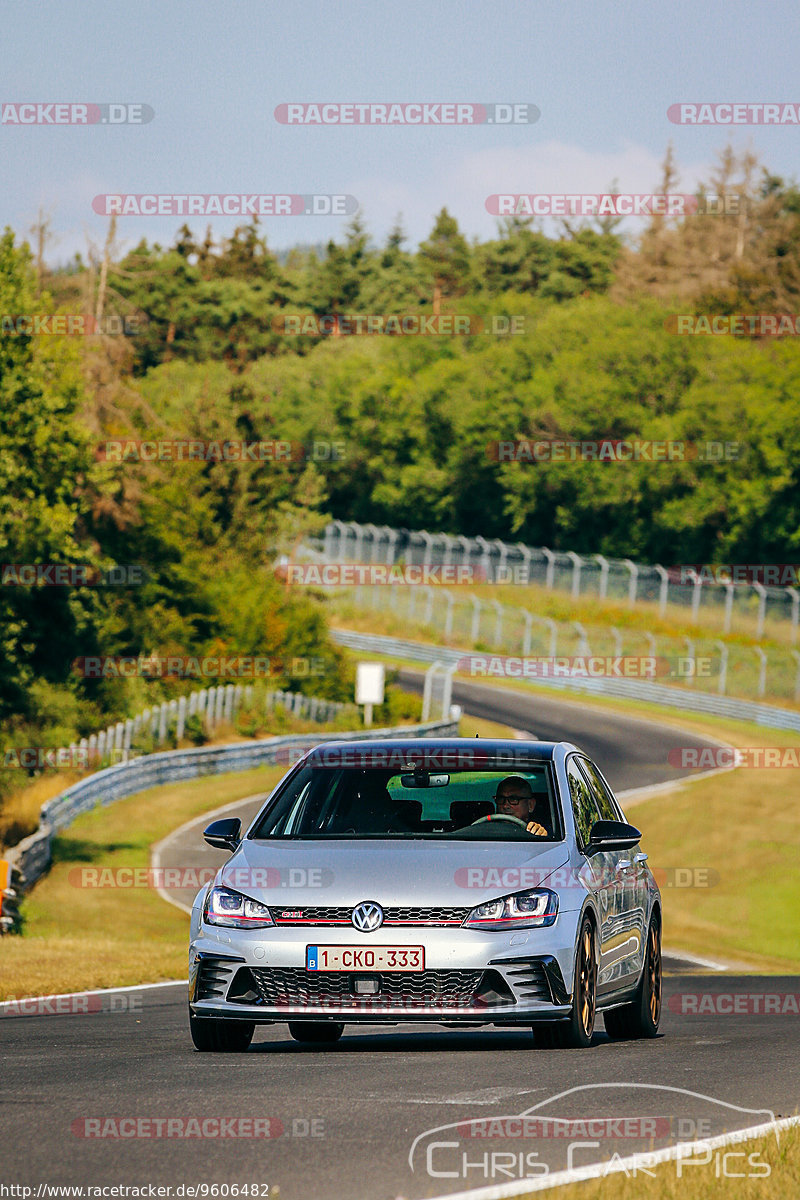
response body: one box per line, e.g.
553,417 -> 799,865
331,629 -> 800,734
0,716 -> 458,919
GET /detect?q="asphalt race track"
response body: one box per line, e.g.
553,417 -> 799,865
3,978 -> 799,1199
394,671 -> 724,793
4,683 -> 797,1200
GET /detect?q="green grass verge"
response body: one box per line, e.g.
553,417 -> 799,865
1,765 -> 285,1000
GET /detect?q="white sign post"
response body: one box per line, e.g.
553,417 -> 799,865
355,662 -> 385,727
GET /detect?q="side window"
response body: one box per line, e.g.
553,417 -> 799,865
576,757 -> 620,823
566,760 -> 601,848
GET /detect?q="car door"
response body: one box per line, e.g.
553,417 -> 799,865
564,758 -> 619,994
575,755 -> 646,989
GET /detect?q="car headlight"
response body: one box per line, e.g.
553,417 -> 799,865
203,886 -> 273,929
463,888 -> 558,930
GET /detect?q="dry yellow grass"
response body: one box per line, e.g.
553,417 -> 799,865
517,1122 -> 800,1200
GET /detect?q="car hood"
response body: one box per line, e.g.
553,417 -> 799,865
218,838 -> 572,908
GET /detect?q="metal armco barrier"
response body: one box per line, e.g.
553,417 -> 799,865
0,718 -> 458,915
0,859 -> 22,934
331,629 -> 800,734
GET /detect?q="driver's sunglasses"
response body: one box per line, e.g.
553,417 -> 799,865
495,794 -> 528,804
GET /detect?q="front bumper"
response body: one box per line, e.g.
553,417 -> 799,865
188,921 -> 579,1026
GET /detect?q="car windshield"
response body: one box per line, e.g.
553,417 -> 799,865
248,764 -> 563,840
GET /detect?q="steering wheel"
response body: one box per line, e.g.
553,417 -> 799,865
470,814 -> 529,829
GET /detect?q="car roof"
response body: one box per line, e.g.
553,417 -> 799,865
301,737 -> 580,767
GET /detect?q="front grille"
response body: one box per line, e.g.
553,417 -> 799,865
272,905 -> 469,927
248,967 -> 487,1008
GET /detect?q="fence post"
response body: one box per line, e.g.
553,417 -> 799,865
793,651 -> 800,703
683,637 -> 695,687
423,585 -> 435,626
542,548 -> 555,590
690,570 -> 702,623
516,543 -> 532,587
714,640 -> 729,696
596,554 -> 610,601
572,622 -> 590,656
443,589 -> 455,638
752,583 -> 767,641
787,588 -> 799,646
177,695 -> 187,742
610,627 -> 623,657
441,664 -> 457,718
567,551 -> 582,599
624,559 -> 639,606
491,599 -> 504,645
723,582 -> 735,634
519,609 -> 533,656
470,596 -> 482,643
654,564 -> 669,617
754,647 -> 767,699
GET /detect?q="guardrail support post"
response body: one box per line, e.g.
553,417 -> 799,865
422,661 -> 442,721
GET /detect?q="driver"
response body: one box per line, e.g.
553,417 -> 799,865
494,776 -> 548,836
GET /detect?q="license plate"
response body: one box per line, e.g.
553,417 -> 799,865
306,945 -> 424,972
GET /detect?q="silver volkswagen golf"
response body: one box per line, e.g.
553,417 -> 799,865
188,738 -> 661,1050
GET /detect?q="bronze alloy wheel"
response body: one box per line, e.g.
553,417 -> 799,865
603,915 -> 662,1041
647,920 -> 662,1026
577,920 -> 597,1039
534,916 -> 597,1048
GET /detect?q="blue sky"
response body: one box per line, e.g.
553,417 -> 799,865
2,0 -> 798,263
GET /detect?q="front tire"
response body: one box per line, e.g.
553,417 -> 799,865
190,1014 -> 254,1052
604,915 -> 662,1040
288,1021 -> 344,1044
534,916 -> 597,1049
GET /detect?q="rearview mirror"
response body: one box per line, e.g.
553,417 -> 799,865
400,772 -> 450,787
203,817 -> 241,851
587,819 -> 641,851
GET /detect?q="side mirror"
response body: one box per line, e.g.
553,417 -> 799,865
587,819 -> 641,851
203,817 -> 241,851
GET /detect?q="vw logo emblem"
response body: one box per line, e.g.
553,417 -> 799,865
351,901 -> 383,932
